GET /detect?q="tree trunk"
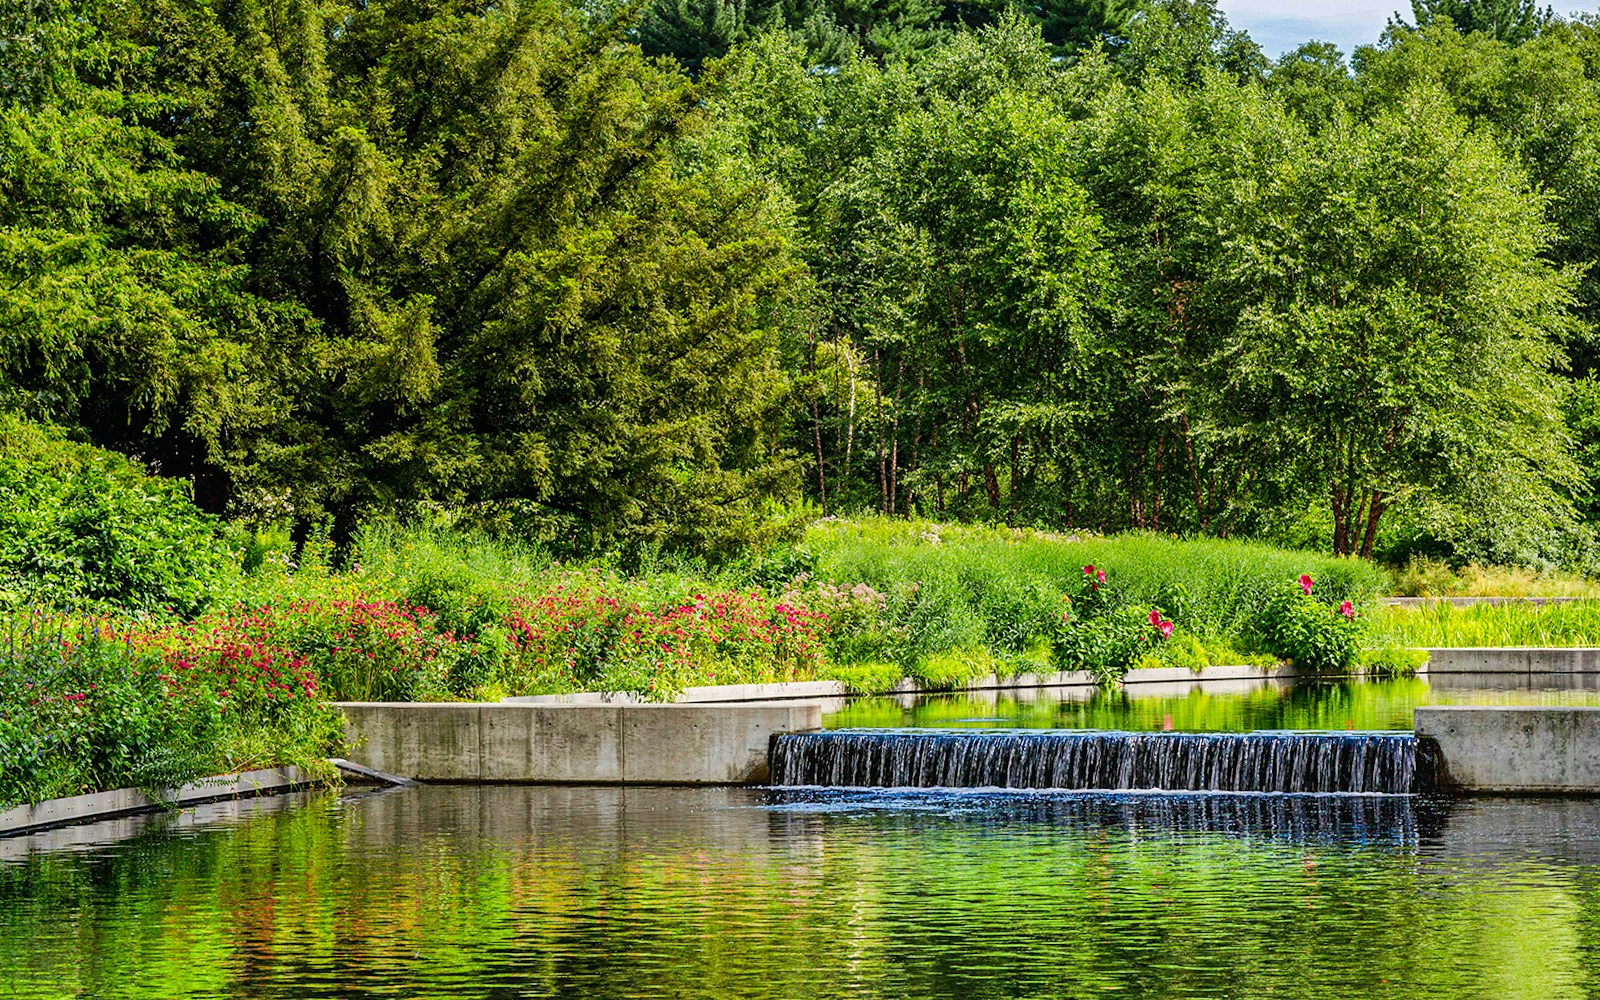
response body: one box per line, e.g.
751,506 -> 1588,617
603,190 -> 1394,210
1331,485 -> 1350,556
811,398 -> 826,513
1358,490 -> 1386,560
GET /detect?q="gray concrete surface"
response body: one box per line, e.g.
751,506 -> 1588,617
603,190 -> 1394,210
337,701 -> 822,784
1415,706 -> 1600,793
0,767 -> 308,838
1422,648 -> 1600,675
1385,597 -> 1598,607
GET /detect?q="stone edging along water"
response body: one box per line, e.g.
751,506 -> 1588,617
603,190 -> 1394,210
1383,596 -> 1599,607
504,649 -> 1600,707
0,767 -> 309,838
501,664 -> 1308,707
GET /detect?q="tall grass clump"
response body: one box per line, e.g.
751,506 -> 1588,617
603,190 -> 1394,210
1391,556 -> 1600,598
1370,601 -> 1600,648
790,519 -> 1388,680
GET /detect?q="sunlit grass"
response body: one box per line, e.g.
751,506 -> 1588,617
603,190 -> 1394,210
1371,601 -> 1600,647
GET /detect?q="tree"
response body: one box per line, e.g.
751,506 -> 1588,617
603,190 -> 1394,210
1409,0 -> 1552,45
0,0 -> 307,509
1213,88 -> 1580,556
805,15 -> 1112,521
7,0 -> 808,555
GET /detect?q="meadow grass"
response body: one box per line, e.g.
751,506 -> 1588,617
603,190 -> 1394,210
1391,556 -> 1600,599
1370,601 -> 1600,647
803,518 -> 1388,642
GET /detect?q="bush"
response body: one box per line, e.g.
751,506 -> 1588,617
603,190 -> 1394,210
802,519 -> 1388,663
0,612 -> 341,808
0,416 -> 236,616
1051,566 -> 1175,683
1255,575 -> 1365,672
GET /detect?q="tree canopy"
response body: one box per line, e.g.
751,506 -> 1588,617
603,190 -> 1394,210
3,0 -> 1599,565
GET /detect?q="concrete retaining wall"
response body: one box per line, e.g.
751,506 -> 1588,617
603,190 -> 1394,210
0,767 -> 308,838
503,664 -> 1301,709
337,701 -> 822,784
1385,597 -> 1598,607
1423,647 -> 1600,673
1421,648 -> 1600,691
1415,706 -> 1600,794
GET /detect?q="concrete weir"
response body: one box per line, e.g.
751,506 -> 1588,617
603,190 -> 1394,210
336,701 -> 822,784
1416,706 -> 1600,794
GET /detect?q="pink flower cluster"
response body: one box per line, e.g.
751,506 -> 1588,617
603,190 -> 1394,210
507,582 -> 827,691
1147,608 -> 1175,639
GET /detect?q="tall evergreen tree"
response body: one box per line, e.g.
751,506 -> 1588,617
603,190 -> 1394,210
1409,0 -> 1552,44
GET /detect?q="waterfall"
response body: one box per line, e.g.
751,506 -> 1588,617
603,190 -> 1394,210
770,729 -> 1420,794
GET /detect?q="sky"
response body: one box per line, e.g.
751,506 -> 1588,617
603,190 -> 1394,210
1219,1 -> 1598,61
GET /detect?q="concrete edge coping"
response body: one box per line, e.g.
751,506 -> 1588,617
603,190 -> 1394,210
0,766 -> 311,839
1384,596 -> 1600,607
498,664 -> 1305,707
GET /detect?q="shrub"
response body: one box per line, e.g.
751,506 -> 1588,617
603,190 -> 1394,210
0,416 -> 236,616
504,577 -> 827,699
1051,566 -> 1175,683
0,612 -> 341,808
1255,575 -> 1365,672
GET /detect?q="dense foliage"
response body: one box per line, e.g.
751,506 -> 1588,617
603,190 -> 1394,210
0,416 -> 235,615
5,0 -> 1600,565
0,613 -> 341,808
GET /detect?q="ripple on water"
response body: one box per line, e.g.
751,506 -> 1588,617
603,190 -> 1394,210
1,784 -> 1599,1000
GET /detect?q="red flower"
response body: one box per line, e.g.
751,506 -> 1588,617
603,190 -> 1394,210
1338,601 -> 1355,620
1298,574 -> 1314,595
1148,609 -> 1162,627
1083,564 -> 1095,576
1158,620 -> 1174,639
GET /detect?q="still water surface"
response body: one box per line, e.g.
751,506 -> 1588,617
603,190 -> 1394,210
828,676 -> 1600,731
4,782 -> 1600,1000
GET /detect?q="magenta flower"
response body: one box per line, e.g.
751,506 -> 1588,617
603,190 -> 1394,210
1298,574 -> 1314,595
1083,565 -> 1095,576
1148,609 -> 1162,627
1338,601 -> 1355,620
1096,570 -> 1106,585
1158,620 -> 1174,638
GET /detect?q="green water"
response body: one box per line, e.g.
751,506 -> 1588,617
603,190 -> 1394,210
4,784 -> 1600,999
826,677 -> 1600,731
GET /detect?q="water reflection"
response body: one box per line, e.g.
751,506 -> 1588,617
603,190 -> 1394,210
3,784 -> 1600,999
828,676 -> 1600,732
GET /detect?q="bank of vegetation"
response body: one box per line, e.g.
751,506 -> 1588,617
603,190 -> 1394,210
10,0 -> 1600,803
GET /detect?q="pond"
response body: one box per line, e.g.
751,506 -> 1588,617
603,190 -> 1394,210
8,675 -> 1600,998
4,783 -> 1600,999
825,676 -> 1600,732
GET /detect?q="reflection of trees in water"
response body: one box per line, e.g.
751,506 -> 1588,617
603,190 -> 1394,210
829,677 -> 1600,734
1,785 -> 1598,999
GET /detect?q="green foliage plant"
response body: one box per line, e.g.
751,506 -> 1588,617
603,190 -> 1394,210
0,417 -> 236,616
1256,575 -> 1366,672
0,611 -> 341,809
1051,565 -> 1176,683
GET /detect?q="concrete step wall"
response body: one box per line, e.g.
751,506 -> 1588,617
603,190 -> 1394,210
336,701 -> 822,784
0,767 -> 308,838
1416,706 -> 1600,794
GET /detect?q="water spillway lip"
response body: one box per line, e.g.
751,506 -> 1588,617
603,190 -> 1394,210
765,783 -> 1416,798
820,727 -> 1417,737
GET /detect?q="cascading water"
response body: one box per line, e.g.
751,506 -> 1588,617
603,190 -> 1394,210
770,729 -> 1421,794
